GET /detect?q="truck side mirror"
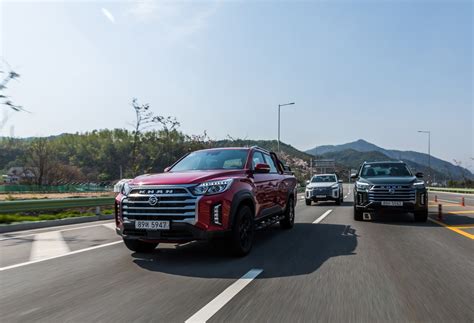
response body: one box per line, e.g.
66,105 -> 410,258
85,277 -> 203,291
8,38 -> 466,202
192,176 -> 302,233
350,172 -> 358,179
338,180 -> 343,183
305,180 -> 310,185
415,172 -> 423,178
254,163 -> 271,173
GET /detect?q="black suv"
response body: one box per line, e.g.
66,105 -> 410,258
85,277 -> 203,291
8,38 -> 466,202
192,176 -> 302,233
351,161 -> 428,222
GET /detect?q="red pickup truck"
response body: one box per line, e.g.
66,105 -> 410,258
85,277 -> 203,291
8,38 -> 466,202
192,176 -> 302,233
114,146 -> 297,256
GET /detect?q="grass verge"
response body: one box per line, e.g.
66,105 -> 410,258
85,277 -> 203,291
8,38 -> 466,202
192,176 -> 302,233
0,208 -> 114,224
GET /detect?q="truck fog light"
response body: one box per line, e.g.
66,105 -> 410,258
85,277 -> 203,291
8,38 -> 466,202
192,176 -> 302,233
213,204 -> 222,225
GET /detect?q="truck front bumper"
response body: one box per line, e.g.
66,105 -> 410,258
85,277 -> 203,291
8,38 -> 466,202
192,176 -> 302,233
116,221 -> 228,243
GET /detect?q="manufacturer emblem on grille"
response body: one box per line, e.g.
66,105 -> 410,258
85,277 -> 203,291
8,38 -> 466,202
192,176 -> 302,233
388,188 -> 396,194
148,195 -> 159,206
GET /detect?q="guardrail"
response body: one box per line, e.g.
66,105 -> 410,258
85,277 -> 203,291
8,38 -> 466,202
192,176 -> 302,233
0,197 -> 115,213
428,187 -> 474,194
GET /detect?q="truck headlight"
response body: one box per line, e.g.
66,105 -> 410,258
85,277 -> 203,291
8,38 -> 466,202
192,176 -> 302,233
121,182 -> 133,196
331,184 -> 339,189
356,182 -> 370,191
193,179 -> 233,195
412,181 -> 425,189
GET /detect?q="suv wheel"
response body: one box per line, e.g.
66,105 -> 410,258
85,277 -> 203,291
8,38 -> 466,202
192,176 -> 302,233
305,199 -> 311,206
280,197 -> 295,229
123,239 -> 158,253
335,197 -> 342,205
230,205 -> 254,256
414,209 -> 428,222
354,207 -> 363,221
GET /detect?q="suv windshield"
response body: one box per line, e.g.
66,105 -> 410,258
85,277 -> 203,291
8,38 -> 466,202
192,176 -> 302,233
312,175 -> 336,183
361,163 -> 412,177
171,149 -> 248,171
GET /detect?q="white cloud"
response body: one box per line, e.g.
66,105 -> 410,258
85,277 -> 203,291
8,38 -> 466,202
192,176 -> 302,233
101,8 -> 115,23
127,0 -> 221,41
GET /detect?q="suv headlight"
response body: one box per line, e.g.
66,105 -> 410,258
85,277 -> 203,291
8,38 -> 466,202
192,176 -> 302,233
331,183 -> 339,189
121,182 -> 133,196
193,179 -> 233,195
412,181 -> 425,189
356,182 -> 370,191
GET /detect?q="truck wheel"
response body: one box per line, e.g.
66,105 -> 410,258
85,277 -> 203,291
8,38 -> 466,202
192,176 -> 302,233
280,197 -> 295,229
230,205 -> 254,256
335,198 -> 342,205
123,239 -> 158,253
354,207 -> 363,221
414,209 -> 428,222
305,199 -> 311,206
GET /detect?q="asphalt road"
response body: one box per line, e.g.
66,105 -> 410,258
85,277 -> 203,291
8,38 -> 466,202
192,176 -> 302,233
1,186 -> 473,322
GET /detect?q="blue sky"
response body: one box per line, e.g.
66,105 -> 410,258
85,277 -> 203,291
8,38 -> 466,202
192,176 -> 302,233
1,0 -> 472,170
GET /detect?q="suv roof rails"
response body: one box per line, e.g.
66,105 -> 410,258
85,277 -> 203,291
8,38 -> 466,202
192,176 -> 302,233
250,146 -> 271,153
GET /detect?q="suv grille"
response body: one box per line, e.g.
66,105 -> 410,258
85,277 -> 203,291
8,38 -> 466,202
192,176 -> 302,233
368,184 -> 415,202
122,186 -> 198,221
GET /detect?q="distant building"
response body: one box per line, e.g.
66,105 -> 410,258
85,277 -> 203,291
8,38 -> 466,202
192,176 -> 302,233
2,167 -> 36,184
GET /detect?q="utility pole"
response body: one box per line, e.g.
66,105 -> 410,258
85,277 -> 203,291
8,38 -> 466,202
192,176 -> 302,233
277,102 -> 295,152
418,130 -> 431,185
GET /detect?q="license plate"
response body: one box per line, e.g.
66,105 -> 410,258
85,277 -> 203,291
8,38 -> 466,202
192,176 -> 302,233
381,201 -> 403,206
135,220 -> 170,230
316,195 -> 326,198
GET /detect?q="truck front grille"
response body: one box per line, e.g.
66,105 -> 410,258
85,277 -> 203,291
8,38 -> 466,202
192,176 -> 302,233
368,184 -> 415,202
121,186 -> 198,221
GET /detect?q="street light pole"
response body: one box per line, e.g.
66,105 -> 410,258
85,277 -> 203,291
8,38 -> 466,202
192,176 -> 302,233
277,102 -> 295,152
418,130 -> 431,184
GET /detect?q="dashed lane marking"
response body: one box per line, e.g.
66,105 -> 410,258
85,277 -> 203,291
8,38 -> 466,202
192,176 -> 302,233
185,268 -> 263,323
313,210 -> 333,224
0,241 -> 122,271
30,231 -> 70,261
102,223 -> 117,230
0,222 -> 115,241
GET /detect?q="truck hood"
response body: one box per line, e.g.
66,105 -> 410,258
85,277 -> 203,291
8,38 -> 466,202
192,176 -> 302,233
307,182 -> 337,189
359,176 -> 417,185
130,169 -> 246,186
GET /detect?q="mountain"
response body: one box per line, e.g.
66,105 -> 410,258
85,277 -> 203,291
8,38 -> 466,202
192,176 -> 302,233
213,139 -> 314,161
318,148 -> 446,181
307,139 -> 472,181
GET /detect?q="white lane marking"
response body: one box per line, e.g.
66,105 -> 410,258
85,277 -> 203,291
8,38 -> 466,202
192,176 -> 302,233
0,241 -> 122,271
185,268 -> 263,323
313,210 -> 333,224
0,221 -> 115,241
102,223 -> 117,231
30,231 -> 70,261
437,198 -> 461,204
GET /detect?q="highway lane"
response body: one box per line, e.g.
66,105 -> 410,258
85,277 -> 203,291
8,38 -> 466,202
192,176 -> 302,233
1,186 -> 473,322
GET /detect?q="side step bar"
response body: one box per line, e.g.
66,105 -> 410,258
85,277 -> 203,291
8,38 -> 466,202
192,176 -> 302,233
254,214 -> 284,230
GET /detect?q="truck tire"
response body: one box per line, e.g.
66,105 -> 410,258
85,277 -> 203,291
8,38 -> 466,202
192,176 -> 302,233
336,197 -> 342,205
354,207 -> 363,221
280,197 -> 295,229
229,205 -> 254,256
123,239 -> 158,253
305,199 -> 311,206
414,209 -> 428,222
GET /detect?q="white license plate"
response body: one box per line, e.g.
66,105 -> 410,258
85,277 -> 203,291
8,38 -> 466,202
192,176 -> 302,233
135,220 -> 170,230
316,195 -> 326,198
381,201 -> 403,206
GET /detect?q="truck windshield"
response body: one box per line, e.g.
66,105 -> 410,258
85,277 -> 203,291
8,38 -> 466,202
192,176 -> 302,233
312,175 -> 336,182
171,149 -> 249,171
361,163 -> 412,177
